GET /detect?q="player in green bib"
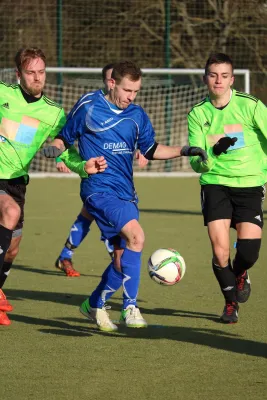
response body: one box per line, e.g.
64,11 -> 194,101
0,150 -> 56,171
188,52 -> 267,324
0,47 -> 107,326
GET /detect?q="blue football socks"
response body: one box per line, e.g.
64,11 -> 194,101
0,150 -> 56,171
120,248 -> 142,309
89,261 -> 123,308
59,213 -> 92,260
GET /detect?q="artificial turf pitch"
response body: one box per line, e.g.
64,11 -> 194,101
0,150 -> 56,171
1,177 -> 266,400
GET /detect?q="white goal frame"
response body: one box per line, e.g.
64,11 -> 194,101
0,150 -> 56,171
46,67 -> 250,94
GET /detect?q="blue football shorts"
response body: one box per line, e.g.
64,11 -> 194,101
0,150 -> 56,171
84,192 -> 139,240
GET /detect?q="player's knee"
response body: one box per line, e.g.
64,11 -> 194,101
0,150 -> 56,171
6,245 -> 20,261
235,238 -> 261,269
128,230 -> 145,251
136,230 -> 145,248
5,236 -> 22,262
213,246 -> 229,267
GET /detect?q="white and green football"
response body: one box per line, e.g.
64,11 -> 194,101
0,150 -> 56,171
148,248 -> 186,286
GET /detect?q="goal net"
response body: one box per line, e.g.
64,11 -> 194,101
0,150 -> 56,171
0,68 -> 248,175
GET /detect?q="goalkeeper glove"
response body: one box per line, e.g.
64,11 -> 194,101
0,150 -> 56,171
41,146 -> 62,158
181,146 -> 208,162
213,137 -> 237,156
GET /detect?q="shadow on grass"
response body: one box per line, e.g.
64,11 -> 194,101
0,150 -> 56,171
139,209 -> 202,216
5,288 -> 149,308
11,264 -> 100,278
5,288 -> 210,316
5,288 -> 96,306
9,314 -> 91,337
90,324 -> 267,359
5,288 -> 267,358
140,208 -> 267,219
8,312 -> 267,359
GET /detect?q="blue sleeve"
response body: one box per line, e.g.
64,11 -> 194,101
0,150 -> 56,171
57,103 -> 85,146
137,109 -> 156,155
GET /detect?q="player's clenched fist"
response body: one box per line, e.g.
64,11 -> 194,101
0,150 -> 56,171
84,156 -> 108,174
41,145 -> 62,158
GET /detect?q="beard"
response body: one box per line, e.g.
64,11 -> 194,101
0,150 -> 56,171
20,80 -> 44,97
27,82 -> 44,97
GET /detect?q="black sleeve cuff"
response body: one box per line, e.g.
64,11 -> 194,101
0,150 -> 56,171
144,142 -> 158,160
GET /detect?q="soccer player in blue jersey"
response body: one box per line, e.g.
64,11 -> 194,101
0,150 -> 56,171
54,64 -> 115,277
42,60 -> 207,331
54,63 -> 149,277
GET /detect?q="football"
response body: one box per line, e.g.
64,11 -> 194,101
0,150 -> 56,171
147,248 -> 186,286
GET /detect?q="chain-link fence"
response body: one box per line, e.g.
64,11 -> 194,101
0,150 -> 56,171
1,0 -> 266,101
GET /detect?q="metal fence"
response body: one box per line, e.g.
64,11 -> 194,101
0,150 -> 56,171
0,0 -> 266,101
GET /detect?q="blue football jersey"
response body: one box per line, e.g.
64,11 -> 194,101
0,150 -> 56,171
58,90 -> 156,201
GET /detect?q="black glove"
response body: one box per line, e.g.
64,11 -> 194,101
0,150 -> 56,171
41,146 -> 62,158
181,146 -> 208,162
213,137 -> 237,156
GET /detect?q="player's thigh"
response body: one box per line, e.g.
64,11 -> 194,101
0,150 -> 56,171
0,179 -> 26,228
208,219 -> 231,265
236,222 -> 262,239
0,193 -> 21,227
0,192 -> 18,210
84,193 -> 139,239
207,219 -> 231,251
201,184 -> 232,226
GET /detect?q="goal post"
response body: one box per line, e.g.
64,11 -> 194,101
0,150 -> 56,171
46,67 -> 250,94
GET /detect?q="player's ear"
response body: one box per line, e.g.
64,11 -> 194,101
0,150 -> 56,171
230,75 -> 235,86
203,75 -> 207,85
109,78 -> 116,89
105,78 -> 113,91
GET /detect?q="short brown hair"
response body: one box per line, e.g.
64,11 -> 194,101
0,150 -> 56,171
205,53 -> 233,76
15,47 -> 46,72
111,61 -> 142,84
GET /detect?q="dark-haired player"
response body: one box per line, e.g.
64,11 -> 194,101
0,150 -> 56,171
188,52 -> 267,323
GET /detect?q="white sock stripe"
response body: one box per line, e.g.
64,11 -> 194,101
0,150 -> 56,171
101,286 -> 116,303
122,274 -> 131,298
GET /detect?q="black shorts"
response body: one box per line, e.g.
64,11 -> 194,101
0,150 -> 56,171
0,176 -> 28,232
201,184 -> 265,229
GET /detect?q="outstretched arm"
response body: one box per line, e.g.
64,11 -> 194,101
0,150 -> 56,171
152,143 -> 207,162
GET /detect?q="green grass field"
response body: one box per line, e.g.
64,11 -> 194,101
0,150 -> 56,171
1,177 -> 267,400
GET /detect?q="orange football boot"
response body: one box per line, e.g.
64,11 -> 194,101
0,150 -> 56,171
0,289 -> 13,312
0,310 -> 11,326
55,258 -> 80,277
